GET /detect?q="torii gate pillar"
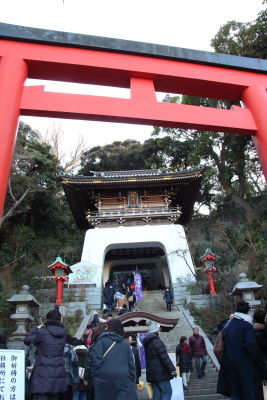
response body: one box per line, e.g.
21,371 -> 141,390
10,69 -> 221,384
0,55 -> 28,220
242,85 -> 267,178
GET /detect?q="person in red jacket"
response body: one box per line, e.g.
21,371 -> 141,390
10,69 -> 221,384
189,327 -> 207,379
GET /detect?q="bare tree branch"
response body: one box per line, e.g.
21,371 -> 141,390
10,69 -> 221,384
1,185 -> 30,226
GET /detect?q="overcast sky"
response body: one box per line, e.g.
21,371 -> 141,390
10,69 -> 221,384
1,0 -> 265,155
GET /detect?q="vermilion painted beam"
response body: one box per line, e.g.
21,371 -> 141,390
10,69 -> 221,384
20,83 -> 256,135
1,40 -> 267,101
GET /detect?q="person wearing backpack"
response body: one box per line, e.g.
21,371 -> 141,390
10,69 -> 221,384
127,286 -> 136,312
91,313 -> 100,329
59,334 -> 79,400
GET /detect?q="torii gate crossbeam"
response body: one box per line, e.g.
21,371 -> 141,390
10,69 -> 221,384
0,22 -> 267,220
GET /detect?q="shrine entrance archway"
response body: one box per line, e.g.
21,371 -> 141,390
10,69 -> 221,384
104,245 -> 170,290
1,22 -> 267,220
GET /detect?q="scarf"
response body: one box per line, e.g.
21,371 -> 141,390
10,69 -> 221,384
181,342 -> 190,354
233,312 -> 252,325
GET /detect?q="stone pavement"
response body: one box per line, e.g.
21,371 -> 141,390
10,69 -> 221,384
138,290 -> 227,400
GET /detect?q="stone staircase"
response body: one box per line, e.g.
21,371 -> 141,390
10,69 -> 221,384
138,290 -> 227,400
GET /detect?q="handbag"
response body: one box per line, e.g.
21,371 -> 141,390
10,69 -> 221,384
145,383 -> 153,399
170,377 -> 184,400
213,320 -> 231,364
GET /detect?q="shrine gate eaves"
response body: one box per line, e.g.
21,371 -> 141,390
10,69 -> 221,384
0,22 -> 267,220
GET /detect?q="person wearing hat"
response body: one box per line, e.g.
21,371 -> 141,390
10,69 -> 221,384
143,320 -> 177,400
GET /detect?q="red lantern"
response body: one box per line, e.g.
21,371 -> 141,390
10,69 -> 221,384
47,256 -> 72,305
199,249 -> 220,297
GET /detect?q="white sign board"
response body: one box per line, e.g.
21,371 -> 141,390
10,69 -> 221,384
0,349 -> 25,400
68,261 -> 99,285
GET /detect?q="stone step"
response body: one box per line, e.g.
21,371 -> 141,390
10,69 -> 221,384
138,290 -> 222,399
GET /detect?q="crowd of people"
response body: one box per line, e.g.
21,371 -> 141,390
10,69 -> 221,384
9,290 -> 265,400
23,308 -> 143,400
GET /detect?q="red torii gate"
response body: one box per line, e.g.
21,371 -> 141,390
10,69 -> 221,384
0,22 -> 267,220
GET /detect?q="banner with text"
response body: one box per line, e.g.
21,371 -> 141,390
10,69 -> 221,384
0,349 -> 25,400
134,273 -> 143,301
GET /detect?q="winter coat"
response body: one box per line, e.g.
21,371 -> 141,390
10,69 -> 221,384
189,334 -> 207,357
63,343 -> 79,386
163,290 -> 173,304
91,331 -> 137,400
176,343 -> 193,373
217,315 -> 256,400
254,342 -> 267,400
132,346 -> 141,382
83,343 -> 96,383
83,328 -> 93,347
103,286 -> 116,305
24,319 -> 67,395
254,323 -> 267,362
143,333 -> 176,383
73,344 -> 90,392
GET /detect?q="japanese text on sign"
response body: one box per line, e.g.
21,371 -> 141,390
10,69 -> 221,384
0,350 -> 25,400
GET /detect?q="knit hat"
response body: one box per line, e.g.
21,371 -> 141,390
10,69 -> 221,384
146,320 -> 160,334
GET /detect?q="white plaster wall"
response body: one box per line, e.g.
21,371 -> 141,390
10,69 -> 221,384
81,225 -> 195,287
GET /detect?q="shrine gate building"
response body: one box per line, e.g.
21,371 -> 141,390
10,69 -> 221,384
62,168 -> 202,300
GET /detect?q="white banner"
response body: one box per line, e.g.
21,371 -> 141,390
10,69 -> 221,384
68,261 -> 99,285
0,349 -> 25,400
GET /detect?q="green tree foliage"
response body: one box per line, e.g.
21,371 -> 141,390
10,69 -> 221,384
79,140 -> 147,174
211,9 -> 267,59
79,137 -> 194,175
0,122 -> 84,294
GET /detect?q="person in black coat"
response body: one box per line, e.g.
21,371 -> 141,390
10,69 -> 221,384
0,334 -> 7,349
143,320 -> 177,400
127,287 -> 136,312
24,308 -> 67,400
72,340 -> 90,400
253,309 -> 267,400
125,333 -> 141,384
217,300 -> 257,400
103,283 -> 116,312
176,336 -> 193,390
163,287 -> 174,311
253,309 -> 267,362
91,319 -> 137,400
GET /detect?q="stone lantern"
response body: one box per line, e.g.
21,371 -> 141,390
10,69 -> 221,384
47,256 -> 72,306
230,273 -> 262,313
7,285 -> 40,349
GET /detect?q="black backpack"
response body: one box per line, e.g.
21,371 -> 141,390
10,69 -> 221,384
91,316 -> 99,328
